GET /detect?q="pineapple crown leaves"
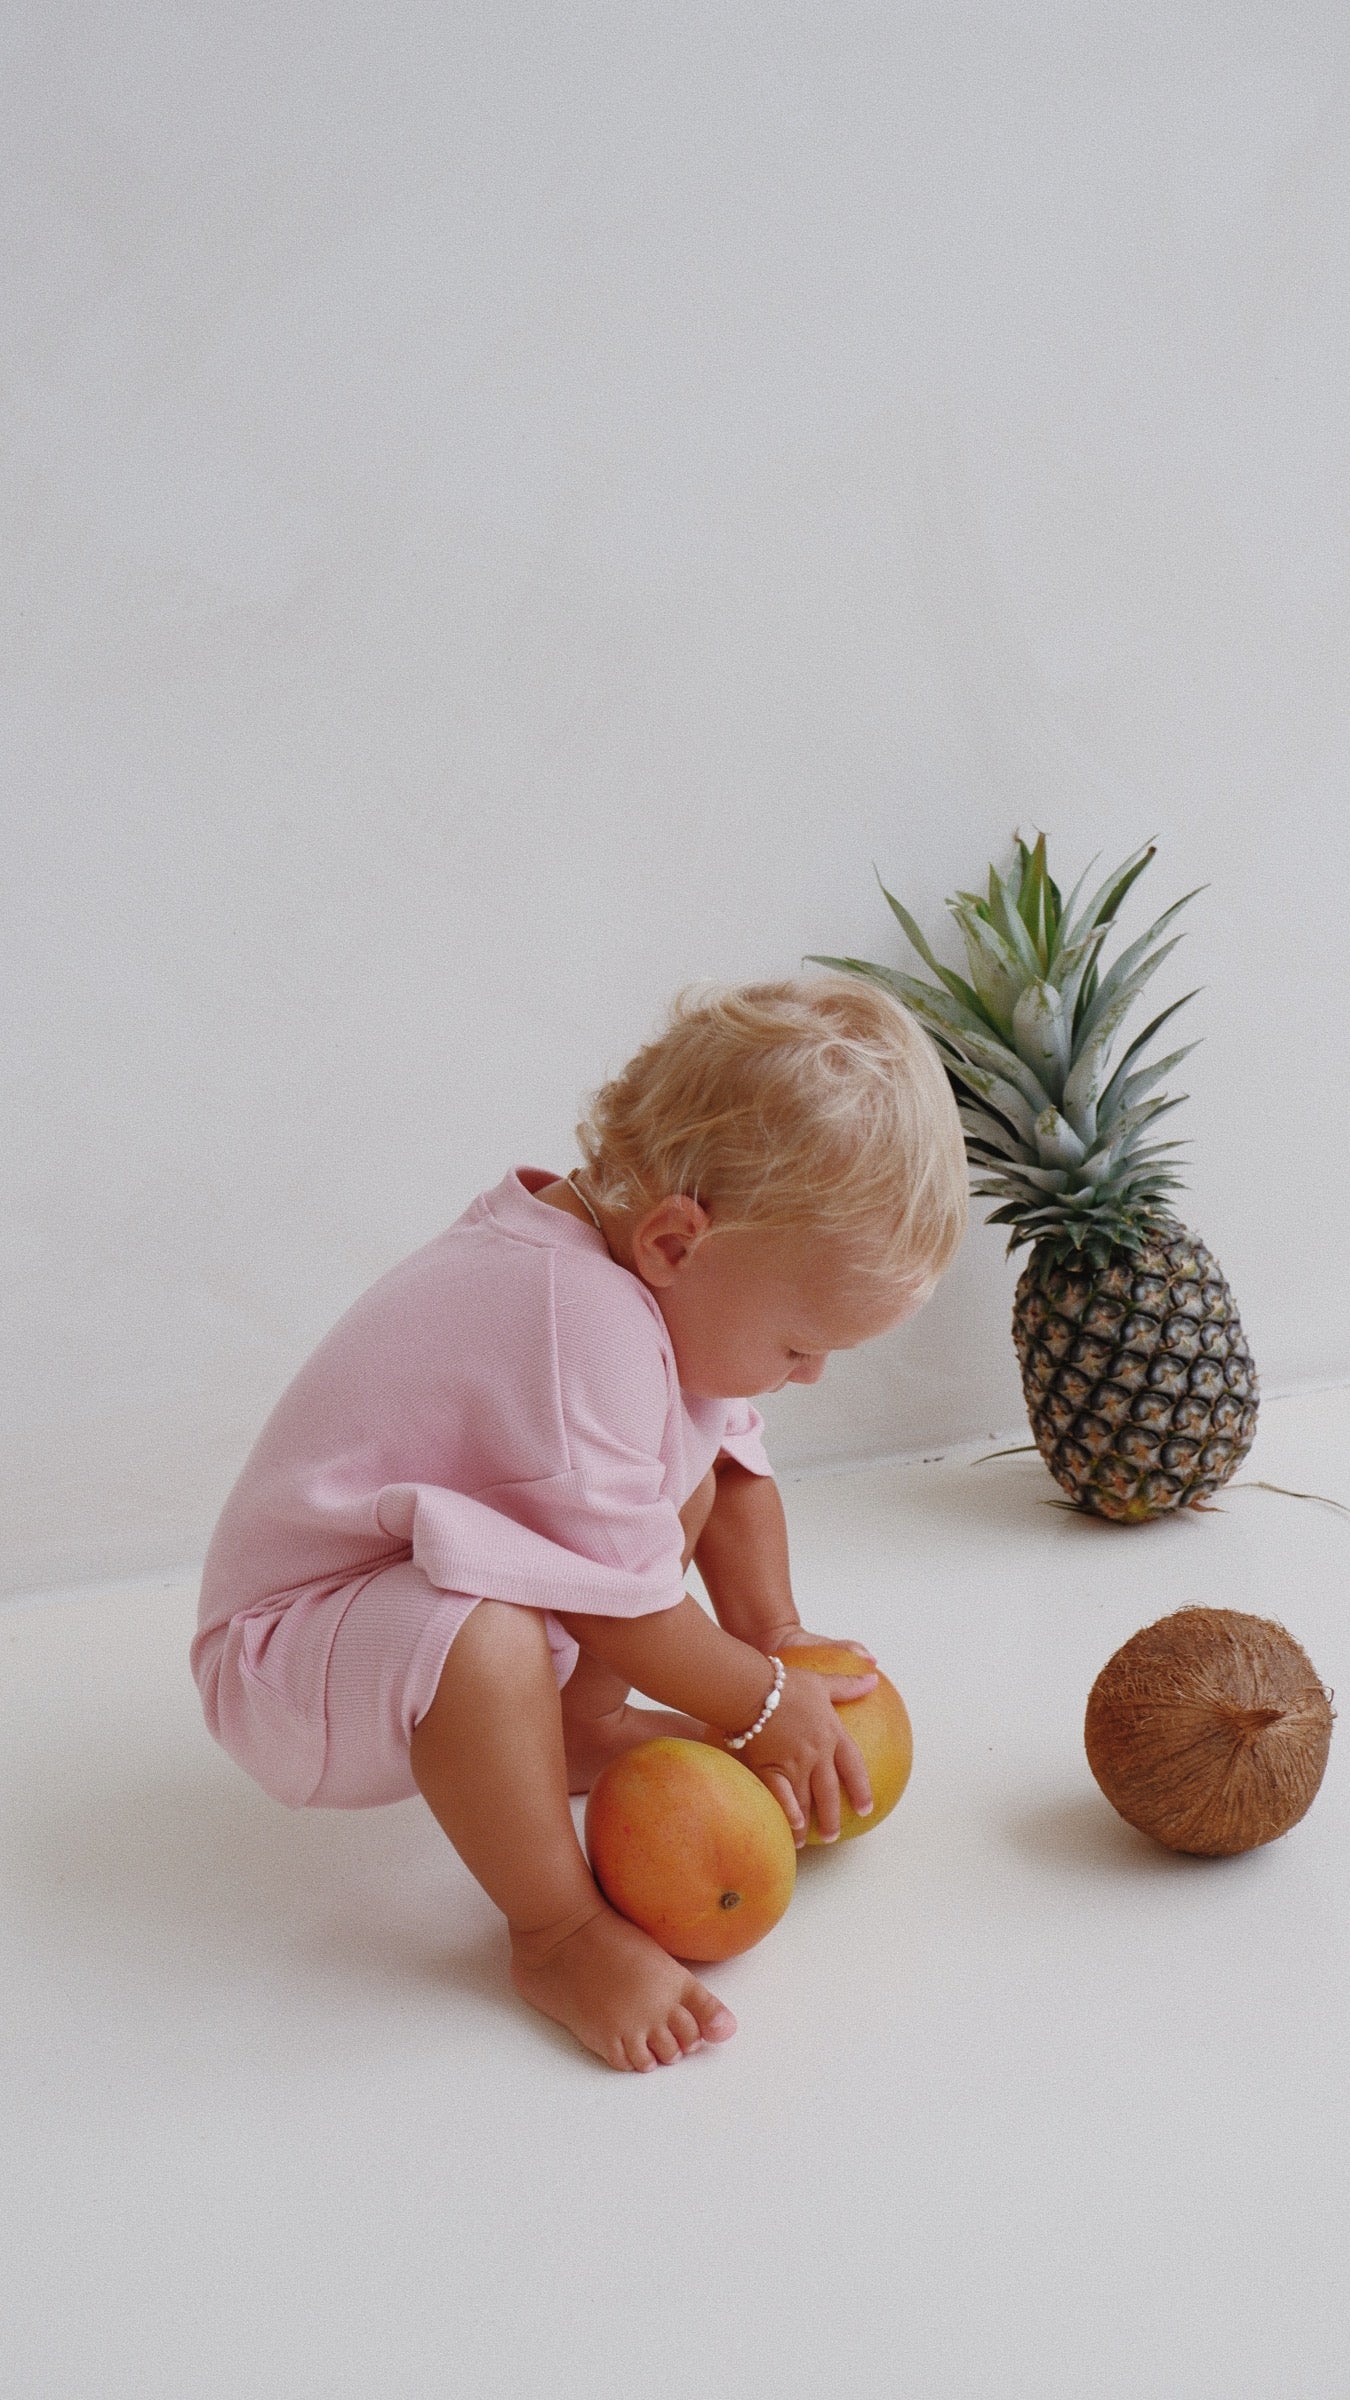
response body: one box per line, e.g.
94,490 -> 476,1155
807,833 -> 1207,1263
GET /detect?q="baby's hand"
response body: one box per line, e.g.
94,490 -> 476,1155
740,1661 -> 877,1847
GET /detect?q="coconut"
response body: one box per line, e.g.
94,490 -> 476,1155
1084,1607 -> 1334,1856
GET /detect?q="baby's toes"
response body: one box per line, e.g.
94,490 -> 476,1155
646,2022 -> 683,2067
668,2003 -> 706,2055
685,1979 -> 737,2045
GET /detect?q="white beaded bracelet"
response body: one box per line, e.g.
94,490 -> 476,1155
725,1655 -> 787,1751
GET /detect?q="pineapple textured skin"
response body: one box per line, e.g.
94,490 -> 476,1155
1013,1224 -> 1258,1520
812,833 -> 1261,1522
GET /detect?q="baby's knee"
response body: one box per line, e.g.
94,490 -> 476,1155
415,1599 -> 554,1739
454,1597 -> 554,1676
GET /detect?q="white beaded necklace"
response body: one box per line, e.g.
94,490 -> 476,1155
566,1170 -> 607,1241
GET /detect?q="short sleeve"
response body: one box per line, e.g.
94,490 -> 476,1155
541,1263 -> 689,1603
373,1255 -> 690,1620
716,1398 -> 774,1478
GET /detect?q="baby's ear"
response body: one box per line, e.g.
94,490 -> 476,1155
631,1194 -> 710,1282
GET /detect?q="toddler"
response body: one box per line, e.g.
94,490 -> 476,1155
192,973 -> 967,2070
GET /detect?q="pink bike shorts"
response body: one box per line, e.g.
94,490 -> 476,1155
200,1562 -> 580,1810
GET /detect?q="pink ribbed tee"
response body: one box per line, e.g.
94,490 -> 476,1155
191,1166 -> 772,1802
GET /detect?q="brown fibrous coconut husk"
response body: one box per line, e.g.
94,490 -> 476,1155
1084,1607 -> 1334,1856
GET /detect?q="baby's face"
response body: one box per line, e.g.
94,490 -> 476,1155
648,1218 -> 928,1401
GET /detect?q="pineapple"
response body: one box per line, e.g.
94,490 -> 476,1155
814,835 -> 1258,1522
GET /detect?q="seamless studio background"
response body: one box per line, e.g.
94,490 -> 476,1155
5,3 -> 1349,1596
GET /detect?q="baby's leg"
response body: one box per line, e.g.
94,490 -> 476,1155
560,1466 -> 720,1793
409,1599 -> 736,2070
559,1645 -> 709,1793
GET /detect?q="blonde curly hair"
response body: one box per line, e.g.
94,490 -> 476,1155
575,973 -> 968,1292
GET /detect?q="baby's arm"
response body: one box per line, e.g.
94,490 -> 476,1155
692,1456 -> 875,1664
555,1593 -> 876,1842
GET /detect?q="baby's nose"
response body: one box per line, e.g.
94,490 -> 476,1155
788,1354 -> 827,1385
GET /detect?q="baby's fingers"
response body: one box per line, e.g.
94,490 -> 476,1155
835,1730 -> 874,1823
758,1767 -> 808,1848
808,1734 -> 873,1843
779,1629 -> 876,1663
808,1756 -> 845,1844
823,1670 -> 878,1703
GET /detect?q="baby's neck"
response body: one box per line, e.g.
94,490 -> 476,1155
534,1176 -> 631,1268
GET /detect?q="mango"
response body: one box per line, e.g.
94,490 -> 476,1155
584,1736 -> 797,1961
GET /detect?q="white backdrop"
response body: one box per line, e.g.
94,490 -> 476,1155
5,3 -> 1349,1594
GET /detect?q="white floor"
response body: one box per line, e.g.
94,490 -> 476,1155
4,1388 -> 1349,2400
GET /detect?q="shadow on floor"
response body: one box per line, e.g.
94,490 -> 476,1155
1003,1788 -> 1253,1881
811,1446 -> 1233,1552
6,1746 -> 508,2006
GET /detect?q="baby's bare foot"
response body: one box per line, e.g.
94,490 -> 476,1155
563,1702 -> 710,1796
510,1900 -> 737,2071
